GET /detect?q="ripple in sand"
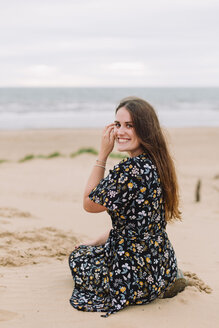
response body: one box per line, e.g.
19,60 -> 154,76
0,227 -> 79,267
0,207 -> 33,219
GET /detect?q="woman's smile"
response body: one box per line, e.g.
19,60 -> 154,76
117,137 -> 131,144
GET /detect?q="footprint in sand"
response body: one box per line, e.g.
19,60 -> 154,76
0,207 -> 33,219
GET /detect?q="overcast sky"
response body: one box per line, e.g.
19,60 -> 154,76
0,0 -> 218,87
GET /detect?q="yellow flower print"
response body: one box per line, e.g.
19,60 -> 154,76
90,276 -> 93,280
144,200 -> 149,205
139,281 -> 143,286
140,187 -> 146,193
146,257 -> 151,263
120,215 -> 125,219
120,286 -> 126,293
109,272 -> 113,277
125,252 -> 130,256
129,165 -> 133,168
119,238 -> 124,244
128,182 -> 133,189
166,269 -> 170,274
154,241 -> 159,247
125,168 -> 129,171
96,260 -> 100,265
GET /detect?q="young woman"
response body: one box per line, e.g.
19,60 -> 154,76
69,97 -> 185,317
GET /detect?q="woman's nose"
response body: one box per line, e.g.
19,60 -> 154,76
116,126 -> 125,135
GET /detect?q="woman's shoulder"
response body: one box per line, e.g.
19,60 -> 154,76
113,152 -> 156,176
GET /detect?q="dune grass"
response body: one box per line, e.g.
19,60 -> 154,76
19,154 -> 35,163
37,152 -> 62,159
109,152 -> 127,159
70,147 -> 98,158
0,159 -> 8,164
19,152 -> 62,162
13,148 -> 127,163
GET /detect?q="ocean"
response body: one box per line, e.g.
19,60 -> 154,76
0,87 -> 218,129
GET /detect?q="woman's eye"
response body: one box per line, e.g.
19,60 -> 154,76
115,123 -> 120,128
126,124 -> 133,128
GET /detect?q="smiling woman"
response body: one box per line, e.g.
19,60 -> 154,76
68,96 -> 185,318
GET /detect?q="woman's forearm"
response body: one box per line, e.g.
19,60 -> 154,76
83,154 -> 108,198
83,124 -> 115,212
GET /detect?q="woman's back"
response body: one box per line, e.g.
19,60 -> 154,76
70,152 -> 178,317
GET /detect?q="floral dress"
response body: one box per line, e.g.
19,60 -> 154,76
69,153 -> 178,317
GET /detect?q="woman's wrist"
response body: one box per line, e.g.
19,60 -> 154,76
97,152 -> 109,163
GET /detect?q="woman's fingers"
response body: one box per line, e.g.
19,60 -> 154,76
103,123 -> 115,135
99,123 -> 115,157
109,126 -> 115,141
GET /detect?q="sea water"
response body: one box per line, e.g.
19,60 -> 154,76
0,87 -> 218,129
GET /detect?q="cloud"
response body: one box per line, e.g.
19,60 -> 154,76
0,0 -> 218,86
26,65 -> 58,77
107,62 -> 145,71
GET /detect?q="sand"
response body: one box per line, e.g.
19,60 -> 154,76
0,127 -> 219,327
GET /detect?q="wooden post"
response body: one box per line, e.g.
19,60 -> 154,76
195,179 -> 201,202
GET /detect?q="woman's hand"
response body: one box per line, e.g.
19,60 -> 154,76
99,123 -> 115,160
74,230 -> 111,250
74,239 -> 99,250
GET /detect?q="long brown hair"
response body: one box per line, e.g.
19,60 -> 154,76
116,97 -> 181,222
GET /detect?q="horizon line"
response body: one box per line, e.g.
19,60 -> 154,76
0,86 -> 218,89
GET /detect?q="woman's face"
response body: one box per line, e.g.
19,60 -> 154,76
114,106 -> 143,157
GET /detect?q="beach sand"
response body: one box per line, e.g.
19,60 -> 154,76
0,127 -> 218,327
